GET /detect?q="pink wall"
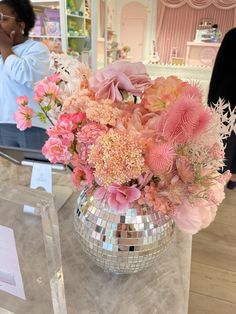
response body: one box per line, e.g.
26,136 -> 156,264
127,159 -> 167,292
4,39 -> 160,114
156,3 -> 235,63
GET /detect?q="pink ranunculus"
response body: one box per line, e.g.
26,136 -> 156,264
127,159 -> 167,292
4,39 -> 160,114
94,184 -> 141,212
89,61 -> 151,102
42,137 -> 72,164
173,199 -> 218,234
16,96 -> 29,106
14,105 -> 34,131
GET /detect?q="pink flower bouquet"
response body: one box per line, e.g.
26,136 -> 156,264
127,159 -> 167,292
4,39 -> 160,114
15,60 -> 236,235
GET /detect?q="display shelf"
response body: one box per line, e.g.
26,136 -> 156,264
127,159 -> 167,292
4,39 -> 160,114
64,0 -> 91,54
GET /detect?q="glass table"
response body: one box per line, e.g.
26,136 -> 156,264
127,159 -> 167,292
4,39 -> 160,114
0,181 -> 67,314
0,160 -> 192,314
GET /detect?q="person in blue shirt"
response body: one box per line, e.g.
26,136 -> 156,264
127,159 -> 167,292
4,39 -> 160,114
0,0 -> 50,149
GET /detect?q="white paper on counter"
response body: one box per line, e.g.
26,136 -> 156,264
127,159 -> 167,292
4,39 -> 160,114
0,225 -> 26,300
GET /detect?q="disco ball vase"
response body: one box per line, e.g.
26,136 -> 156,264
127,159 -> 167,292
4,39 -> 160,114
74,190 -> 175,274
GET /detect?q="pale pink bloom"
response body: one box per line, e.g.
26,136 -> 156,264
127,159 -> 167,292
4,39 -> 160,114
158,96 -> 211,143
209,143 -> 224,160
145,142 -> 175,175
94,184 -> 141,212
42,137 -> 72,164
16,96 -> 29,106
217,170 -> 231,185
176,156 -> 195,183
76,122 -> 107,145
14,105 -> 34,131
173,199 -> 218,234
89,61 -> 151,102
47,119 -> 74,146
207,180 -> 225,206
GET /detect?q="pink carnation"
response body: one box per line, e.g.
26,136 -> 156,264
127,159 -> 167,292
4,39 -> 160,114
14,105 -> 34,131
42,137 -> 72,164
145,142 -> 175,175
76,122 -> 107,145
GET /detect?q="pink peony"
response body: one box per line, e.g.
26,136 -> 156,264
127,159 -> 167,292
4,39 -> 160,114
14,105 -> 34,131
89,61 -> 151,102
94,184 -> 141,212
173,199 -> 218,234
16,96 -> 29,106
145,142 -> 175,175
42,137 -> 72,164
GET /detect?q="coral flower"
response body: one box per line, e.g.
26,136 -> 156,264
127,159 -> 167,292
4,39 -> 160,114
14,105 -> 34,131
145,142 -> 175,175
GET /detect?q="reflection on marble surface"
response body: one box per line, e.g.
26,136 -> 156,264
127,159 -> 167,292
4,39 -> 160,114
0,158 -> 192,314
